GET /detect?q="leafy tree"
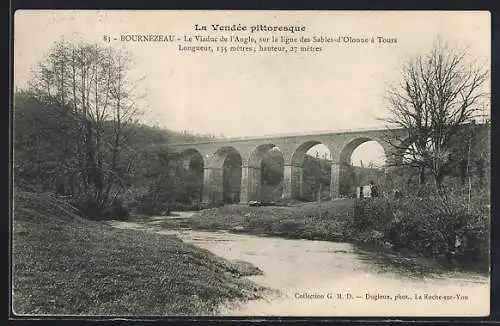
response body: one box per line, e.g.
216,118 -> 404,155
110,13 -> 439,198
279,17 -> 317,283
23,39 -> 142,217
14,91 -> 80,194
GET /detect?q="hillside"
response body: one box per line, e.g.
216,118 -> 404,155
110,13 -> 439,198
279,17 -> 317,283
129,123 -> 224,145
12,190 -> 265,315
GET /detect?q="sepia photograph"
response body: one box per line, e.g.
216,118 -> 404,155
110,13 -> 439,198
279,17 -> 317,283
11,10 -> 491,317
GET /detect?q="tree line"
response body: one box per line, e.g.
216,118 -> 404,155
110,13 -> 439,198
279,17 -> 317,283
14,38 -> 490,218
14,40 -> 206,218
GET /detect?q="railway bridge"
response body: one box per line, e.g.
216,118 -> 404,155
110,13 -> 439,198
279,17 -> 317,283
163,127 -> 409,205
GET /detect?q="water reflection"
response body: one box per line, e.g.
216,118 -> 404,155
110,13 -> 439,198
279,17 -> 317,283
173,230 -> 489,316
352,244 -> 489,280
108,219 -> 489,316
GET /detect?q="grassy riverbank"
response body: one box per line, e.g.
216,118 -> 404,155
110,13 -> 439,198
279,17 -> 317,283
160,200 -> 355,242
12,191 -> 266,315
158,198 -> 489,273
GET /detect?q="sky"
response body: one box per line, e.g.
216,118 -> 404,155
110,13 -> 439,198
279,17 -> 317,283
13,11 -> 490,165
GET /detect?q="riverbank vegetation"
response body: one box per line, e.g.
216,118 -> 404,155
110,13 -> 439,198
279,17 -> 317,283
12,37 -> 491,314
159,194 -> 488,272
351,186 -> 489,270
359,39 -> 490,270
12,39 -> 262,315
160,200 -> 354,242
13,40 -> 221,221
12,190 -> 266,315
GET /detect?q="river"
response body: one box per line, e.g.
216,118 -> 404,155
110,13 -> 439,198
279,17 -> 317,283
108,214 -> 490,317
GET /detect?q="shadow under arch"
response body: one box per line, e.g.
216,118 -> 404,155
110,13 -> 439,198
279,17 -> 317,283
290,140 -> 332,200
245,143 -> 284,202
212,146 -> 242,205
179,148 -> 204,203
338,137 -> 388,197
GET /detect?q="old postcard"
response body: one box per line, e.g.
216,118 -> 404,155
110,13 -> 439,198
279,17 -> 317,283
12,10 -> 491,317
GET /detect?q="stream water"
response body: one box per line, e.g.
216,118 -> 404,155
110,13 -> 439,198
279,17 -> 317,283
108,214 -> 489,317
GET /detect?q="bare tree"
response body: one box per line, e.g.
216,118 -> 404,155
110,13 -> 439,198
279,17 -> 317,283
383,39 -> 489,187
28,40 -> 142,215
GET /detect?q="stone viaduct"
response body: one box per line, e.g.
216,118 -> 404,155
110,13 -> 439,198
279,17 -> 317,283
164,127 -> 409,205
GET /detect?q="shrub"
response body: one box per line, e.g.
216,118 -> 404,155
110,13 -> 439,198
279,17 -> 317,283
168,202 -> 204,212
351,184 -> 489,266
101,199 -> 130,220
132,193 -> 170,216
457,211 -> 490,263
352,197 -> 394,232
71,193 -> 102,220
71,193 -> 130,220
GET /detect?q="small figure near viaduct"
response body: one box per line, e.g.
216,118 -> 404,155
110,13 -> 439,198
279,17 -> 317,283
165,127 -> 408,205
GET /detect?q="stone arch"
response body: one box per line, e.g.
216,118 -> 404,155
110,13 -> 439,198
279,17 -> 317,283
179,148 -> 204,203
338,137 -> 388,197
181,148 -> 204,170
211,146 -> 242,205
243,143 -> 284,202
248,143 -> 277,168
290,140 -> 333,200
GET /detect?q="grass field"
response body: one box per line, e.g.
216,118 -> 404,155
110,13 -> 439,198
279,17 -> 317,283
159,200 -> 355,242
12,191 -> 266,316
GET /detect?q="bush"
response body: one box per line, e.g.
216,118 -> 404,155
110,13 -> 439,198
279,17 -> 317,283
352,198 -> 394,232
351,185 -> 489,266
71,193 -> 130,220
129,191 -> 208,216
131,193 -> 170,216
102,199 -> 130,220
70,193 -> 102,219
168,202 -> 204,212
